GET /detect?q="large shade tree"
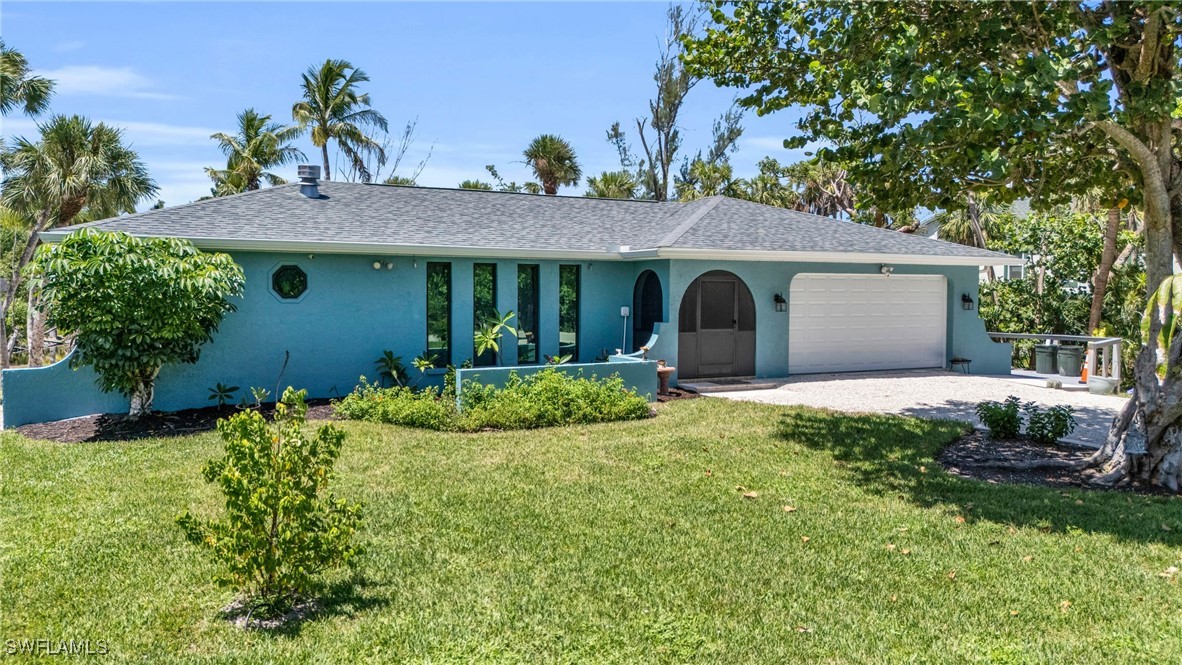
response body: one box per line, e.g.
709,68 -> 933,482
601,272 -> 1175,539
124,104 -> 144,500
206,108 -> 306,196
0,115 -> 157,368
0,39 -> 54,117
523,134 -> 582,196
685,2 -> 1182,488
292,59 -> 388,182
30,229 -> 243,417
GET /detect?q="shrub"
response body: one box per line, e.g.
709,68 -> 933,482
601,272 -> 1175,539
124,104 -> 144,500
975,396 -> 1022,439
1024,403 -> 1077,444
176,388 -> 363,617
458,368 -> 652,431
31,229 -> 244,417
334,368 -> 652,431
333,377 -> 455,431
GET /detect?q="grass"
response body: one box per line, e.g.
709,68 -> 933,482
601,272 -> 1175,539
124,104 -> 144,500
3,398 -> 1182,663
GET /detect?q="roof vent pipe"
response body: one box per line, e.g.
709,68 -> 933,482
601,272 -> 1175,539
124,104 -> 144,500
297,164 -> 320,199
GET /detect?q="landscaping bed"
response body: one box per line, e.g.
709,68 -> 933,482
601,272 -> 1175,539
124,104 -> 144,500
938,430 -> 1180,496
938,430 -> 1098,490
13,399 -> 335,443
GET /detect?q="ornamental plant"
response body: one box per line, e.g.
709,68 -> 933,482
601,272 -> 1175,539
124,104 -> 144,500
29,229 -> 244,416
177,388 -> 363,617
975,396 -> 1022,440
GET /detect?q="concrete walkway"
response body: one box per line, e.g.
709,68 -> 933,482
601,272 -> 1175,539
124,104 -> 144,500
702,369 -> 1127,448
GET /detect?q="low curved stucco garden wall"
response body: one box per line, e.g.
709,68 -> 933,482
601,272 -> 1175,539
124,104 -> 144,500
2,354 -> 128,428
455,359 -> 658,404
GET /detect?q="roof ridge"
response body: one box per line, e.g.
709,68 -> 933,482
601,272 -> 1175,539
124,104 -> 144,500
656,196 -> 724,248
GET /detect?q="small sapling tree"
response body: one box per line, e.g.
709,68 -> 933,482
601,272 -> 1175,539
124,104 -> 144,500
29,229 -> 244,417
177,387 -> 363,618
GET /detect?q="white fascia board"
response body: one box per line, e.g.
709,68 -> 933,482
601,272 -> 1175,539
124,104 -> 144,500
36,232 -> 623,261
37,231 -> 1022,266
646,247 -> 1026,267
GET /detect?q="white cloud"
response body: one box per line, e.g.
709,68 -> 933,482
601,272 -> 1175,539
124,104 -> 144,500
0,117 -> 220,148
744,136 -> 793,152
117,121 -> 220,146
53,40 -> 86,53
35,65 -> 177,100
743,136 -> 828,153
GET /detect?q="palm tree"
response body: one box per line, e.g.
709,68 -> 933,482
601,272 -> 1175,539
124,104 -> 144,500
384,175 -> 417,186
585,171 -> 637,199
291,59 -> 388,182
458,179 -> 492,190
0,115 -> 157,367
523,134 -> 581,196
783,161 -> 856,219
675,159 -> 738,201
0,39 -> 54,117
205,108 -> 305,196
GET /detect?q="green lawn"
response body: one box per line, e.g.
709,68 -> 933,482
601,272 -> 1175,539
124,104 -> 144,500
3,398 -> 1182,663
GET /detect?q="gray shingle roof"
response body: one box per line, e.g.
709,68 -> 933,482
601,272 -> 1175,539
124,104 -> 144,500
49,181 -> 1016,263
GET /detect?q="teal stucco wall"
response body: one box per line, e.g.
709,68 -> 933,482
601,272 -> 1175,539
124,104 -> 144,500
0,250 -> 1008,428
639,259 -> 1011,382
2,251 -> 657,427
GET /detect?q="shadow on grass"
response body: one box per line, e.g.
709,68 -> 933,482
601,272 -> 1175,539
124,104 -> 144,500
896,398 -> 1120,448
775,408 -> 1182,546
255,572 -> 391,637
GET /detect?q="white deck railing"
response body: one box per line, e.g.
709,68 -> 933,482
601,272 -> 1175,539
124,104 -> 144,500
987,332 -> 1123,385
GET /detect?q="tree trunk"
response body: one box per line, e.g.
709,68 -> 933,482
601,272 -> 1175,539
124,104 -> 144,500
0,309 -> 7,368
321,143 -> 331,182
1088,207 -> 1121,333
128,369 -> 159,418
26,286 -> 46,367
1092,118 -> 1179,489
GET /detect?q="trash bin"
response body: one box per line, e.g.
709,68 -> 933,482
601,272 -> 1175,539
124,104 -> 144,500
1034,344 -> 1058,374
1057,346 -> 1083,377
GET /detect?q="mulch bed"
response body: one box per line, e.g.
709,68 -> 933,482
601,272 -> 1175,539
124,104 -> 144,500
657,387 -> 700,403
939,430 -> 1179,495
938,430 -> 1096,489
14,399 -> 336,444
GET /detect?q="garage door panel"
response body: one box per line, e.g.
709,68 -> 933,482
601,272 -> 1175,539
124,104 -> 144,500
788,274 -> 947,374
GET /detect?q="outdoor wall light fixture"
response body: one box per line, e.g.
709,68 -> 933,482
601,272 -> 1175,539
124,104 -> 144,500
774,293 -> 787,312
372,260 -> 394,271
879,264 -> 895,276
961,293 -> 975,310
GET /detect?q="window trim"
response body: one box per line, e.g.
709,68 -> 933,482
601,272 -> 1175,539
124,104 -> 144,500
517,264 -> 540,365
426,262 -> 452,368
473,263 -> 498,367
268,262 -> 310,303
559,264 -> 580,362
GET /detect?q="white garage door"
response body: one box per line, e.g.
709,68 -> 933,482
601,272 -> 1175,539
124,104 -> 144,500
789,274 -> 947,374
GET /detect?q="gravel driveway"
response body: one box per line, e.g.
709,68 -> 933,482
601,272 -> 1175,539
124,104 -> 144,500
706,370 -> 1127,448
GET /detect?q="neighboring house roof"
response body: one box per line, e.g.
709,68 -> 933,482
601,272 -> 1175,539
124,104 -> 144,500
44,181 -> 1021,266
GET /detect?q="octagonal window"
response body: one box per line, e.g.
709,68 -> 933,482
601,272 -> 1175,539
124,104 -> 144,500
271,264 -> 308,300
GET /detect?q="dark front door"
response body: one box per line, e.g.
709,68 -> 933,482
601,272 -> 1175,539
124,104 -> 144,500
677,271 -> 756,379
697,277 -> 738,376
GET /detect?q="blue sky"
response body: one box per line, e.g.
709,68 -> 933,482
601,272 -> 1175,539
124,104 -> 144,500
2,1 -> 810,208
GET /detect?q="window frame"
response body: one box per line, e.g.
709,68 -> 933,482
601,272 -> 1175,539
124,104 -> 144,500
473,263 -> 498,367
559,264 -> 580,362
517,264 -> 540,365
425,262 -> 452,368
268,263 -> 309,303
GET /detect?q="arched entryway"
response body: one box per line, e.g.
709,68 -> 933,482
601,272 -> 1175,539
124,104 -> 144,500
677,270 -> 756,379
633,270 -> 663,351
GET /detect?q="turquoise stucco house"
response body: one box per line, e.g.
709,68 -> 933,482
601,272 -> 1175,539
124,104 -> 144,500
3,165 -> 1019,427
